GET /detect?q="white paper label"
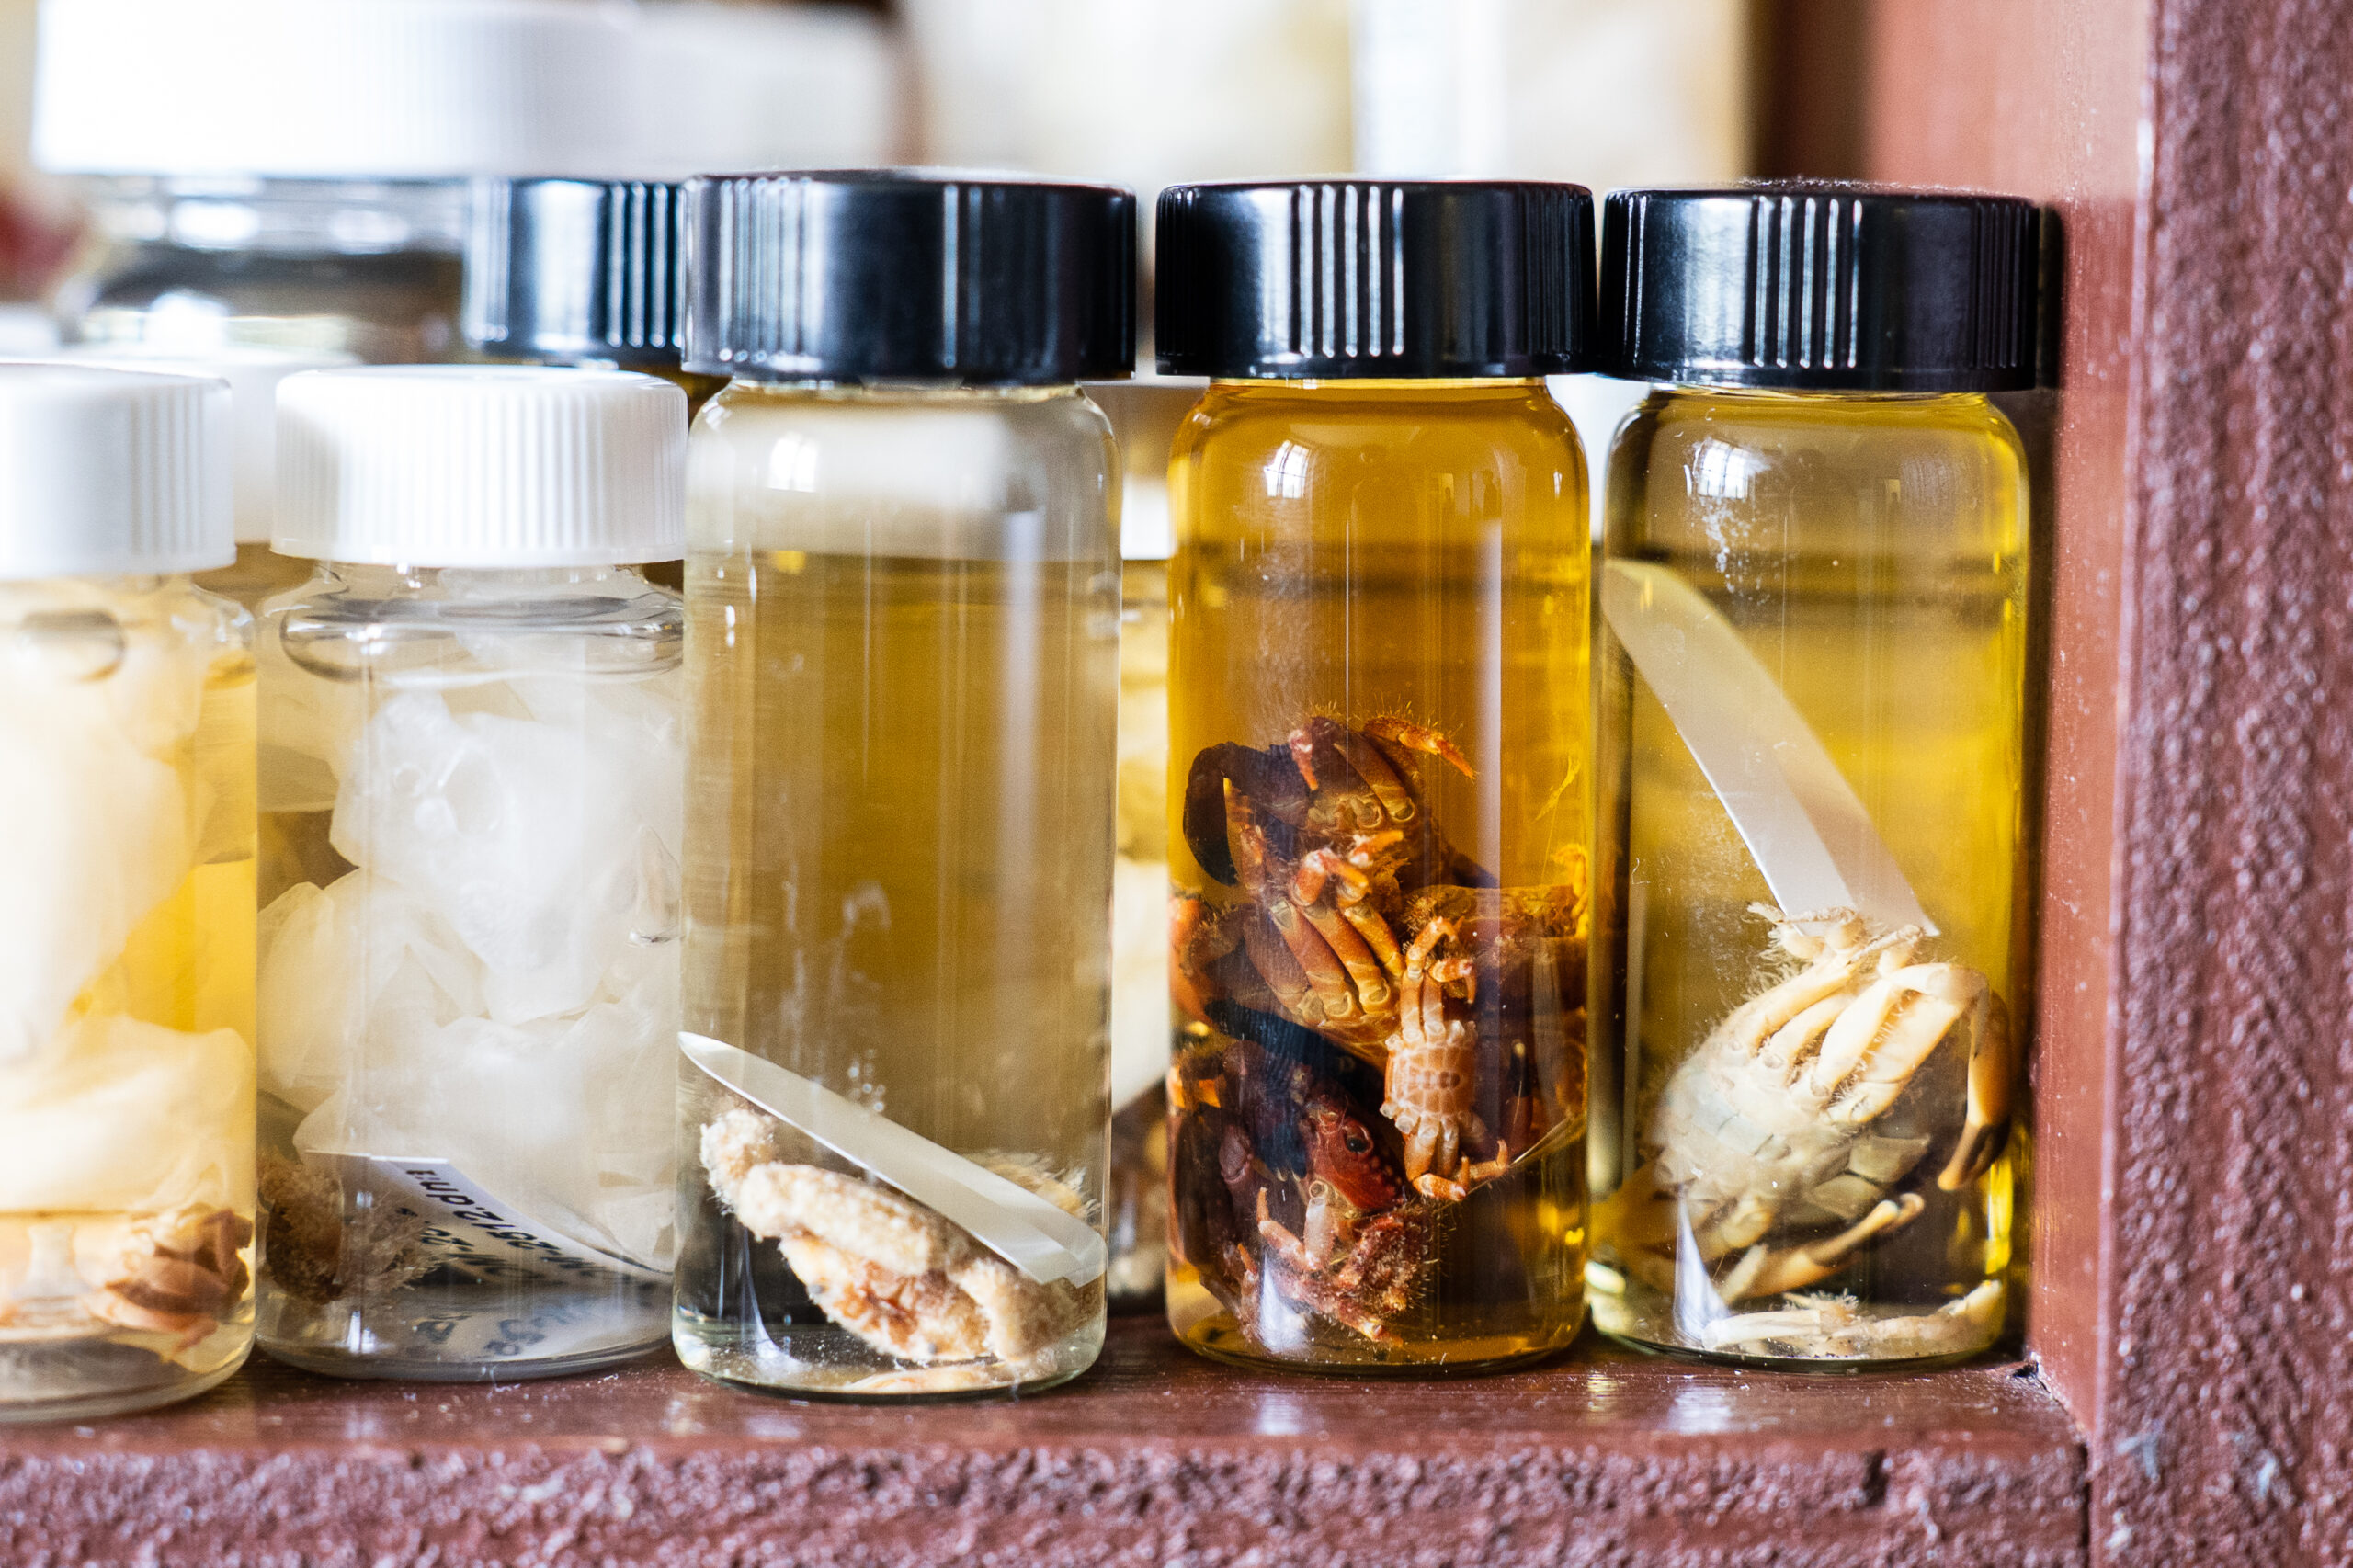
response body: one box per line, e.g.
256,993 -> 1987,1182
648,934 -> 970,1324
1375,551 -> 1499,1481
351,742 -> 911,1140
317,1153 -> 671,1286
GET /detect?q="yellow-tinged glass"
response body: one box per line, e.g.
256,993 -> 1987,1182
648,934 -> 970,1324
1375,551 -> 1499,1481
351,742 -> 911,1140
1165,379 -> 1591,1372
0,577 -> 256,1420
1590,386 -> 2029,1366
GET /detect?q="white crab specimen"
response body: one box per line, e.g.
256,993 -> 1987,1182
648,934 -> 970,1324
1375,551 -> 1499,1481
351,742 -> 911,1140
1604,906 -> 2012,1305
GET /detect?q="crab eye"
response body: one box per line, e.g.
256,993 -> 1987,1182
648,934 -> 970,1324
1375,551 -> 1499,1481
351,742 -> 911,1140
1344,1131 -> 1370,1153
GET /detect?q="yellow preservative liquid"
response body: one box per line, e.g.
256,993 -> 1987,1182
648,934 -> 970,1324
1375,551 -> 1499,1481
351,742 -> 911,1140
1165,379 -> 1592,1371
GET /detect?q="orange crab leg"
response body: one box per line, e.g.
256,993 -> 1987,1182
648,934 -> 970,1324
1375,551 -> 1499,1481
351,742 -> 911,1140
1240,913 -> 1317,1019
1289,716 -> 1416,829
1291,851 -> 1392,1009
1363,716 -> 1476,781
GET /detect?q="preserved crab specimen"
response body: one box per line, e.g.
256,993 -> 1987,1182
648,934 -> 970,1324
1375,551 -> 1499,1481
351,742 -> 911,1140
700,1109 -> 1096,1394
1170,716 -> 1587,1366
1596,906 -> 2014,1361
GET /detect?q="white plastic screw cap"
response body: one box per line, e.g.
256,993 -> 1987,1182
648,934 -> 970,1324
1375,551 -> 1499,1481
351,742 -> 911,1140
276,366 -> 687,566
33,0 -> 641,179
51,346 -> 357,544
0,363 -> 233,581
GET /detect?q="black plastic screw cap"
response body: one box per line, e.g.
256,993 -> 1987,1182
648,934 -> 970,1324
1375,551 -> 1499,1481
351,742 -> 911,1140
1154,180 -> 1597,380
682,170 -> 1136,385
1601,184 -> 2041,392
464,178 -> 688,367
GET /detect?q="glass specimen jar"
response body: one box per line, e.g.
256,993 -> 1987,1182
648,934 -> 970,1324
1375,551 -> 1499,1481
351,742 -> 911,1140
1156,180 -> 1597,1373
254,366 -> 688,1381
51,346 -> 355,611
1587,187 -> 2040,1367
1086,377 -> 1205,1312
33,0 -> 637,363
675,171 -> 1134,1398
0,365 -> 254,1421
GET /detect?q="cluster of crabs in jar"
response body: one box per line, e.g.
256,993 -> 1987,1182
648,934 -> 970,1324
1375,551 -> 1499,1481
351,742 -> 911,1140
1167,715 -> 1586,1350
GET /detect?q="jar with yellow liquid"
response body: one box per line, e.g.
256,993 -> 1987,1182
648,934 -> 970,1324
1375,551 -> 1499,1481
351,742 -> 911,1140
674,172 -> 1134,1398
1588,186 -> 2040,1367
1158,180 -> 1597,1373
0,366 -> 256,1420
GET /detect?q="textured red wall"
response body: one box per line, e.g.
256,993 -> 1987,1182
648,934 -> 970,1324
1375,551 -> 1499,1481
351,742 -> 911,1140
1866,1 -> 2353,1562
1861,0 -> 2147,1439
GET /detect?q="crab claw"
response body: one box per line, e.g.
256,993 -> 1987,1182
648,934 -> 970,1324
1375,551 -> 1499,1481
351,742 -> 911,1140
1182,741 -> 1302,885
1938,991 -> 2014,1190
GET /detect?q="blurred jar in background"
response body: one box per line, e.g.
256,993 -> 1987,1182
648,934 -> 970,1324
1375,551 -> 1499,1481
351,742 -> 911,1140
1086,376 -> 1204,1312
30,0 -> 639,362
48,345 -> 355,610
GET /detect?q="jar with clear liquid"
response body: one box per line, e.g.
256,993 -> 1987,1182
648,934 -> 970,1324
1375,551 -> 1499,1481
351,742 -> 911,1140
0,366 -> 255,1421
253,367 -> 687,1380
1587,187 -> 2040,1367
1156,181 -> 1597,1373
674,172 -> 1133,1398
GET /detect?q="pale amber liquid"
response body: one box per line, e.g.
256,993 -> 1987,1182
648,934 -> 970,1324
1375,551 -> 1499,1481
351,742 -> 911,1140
198,543 -> 313,617
0,609 -> 256,1419
1591,389 -> 2028,1362
1166,381 -> 1590,1371
676,546 -> 1118,1389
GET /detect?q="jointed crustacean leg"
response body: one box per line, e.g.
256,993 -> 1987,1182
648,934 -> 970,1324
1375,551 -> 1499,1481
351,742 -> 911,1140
1228,790 -> 1366,1023
1701,1279 -> 2005,1358
1290,846 -> 1394,1008
1256,1188 -> 1430,1343
1713,1192 -> 1927,1299
1939,991 -> 2014,1190
1381,918 -> 1508,1200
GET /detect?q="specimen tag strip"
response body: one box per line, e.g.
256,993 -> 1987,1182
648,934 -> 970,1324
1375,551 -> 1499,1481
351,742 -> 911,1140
313,1153 -> 674,1286
681,1032 -> 1108,1288
1600,560 -> 1937,933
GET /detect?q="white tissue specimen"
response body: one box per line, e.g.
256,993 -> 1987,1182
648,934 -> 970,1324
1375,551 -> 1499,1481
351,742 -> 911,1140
0,603 -> 249,1236
0,1015 -> 252,1213
0,629 -> 197,1065
259,646 -> 684,1274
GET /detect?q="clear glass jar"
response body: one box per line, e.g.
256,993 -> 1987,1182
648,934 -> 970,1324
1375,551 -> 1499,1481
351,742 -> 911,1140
0,574 -> 256,1419
1588,386 -> 2029,1366
253,562 -> 683,1379
249,360 -> 688,1381
1164,378 -> 1591,1372
54,177 -> 466,363
676,381 -> 1120,1396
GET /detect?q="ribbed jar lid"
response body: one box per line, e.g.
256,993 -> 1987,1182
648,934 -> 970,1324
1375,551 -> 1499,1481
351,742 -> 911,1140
0,363 -> 232,580
52,345 -> 355,543
1154,180 -> 1597,380
465,178 -> 687,368
1600,184 -> 2041,392
33,0 -> 636,179
275,367 -> 685,566
683,170 -> 1136,385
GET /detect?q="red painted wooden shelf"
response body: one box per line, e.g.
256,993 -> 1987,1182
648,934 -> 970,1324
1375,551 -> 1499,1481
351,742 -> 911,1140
0,1317 -> 2086,1566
